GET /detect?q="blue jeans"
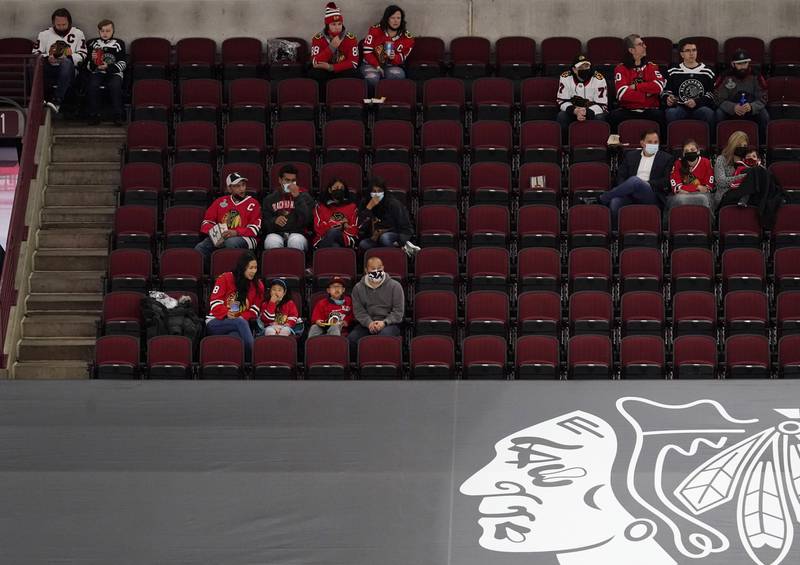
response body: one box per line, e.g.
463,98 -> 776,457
665,105 -> 715,127
316,228 -> 348,248
360,63 -> 406,95
715,108 -> 770,145
206,317 -> 254,361
86,72 -> 123,118
194,236 -> 249,270
358,231 -> 400,251
599,177 -> 658,224
347,322 -> 403,358
43,57 -> 75,103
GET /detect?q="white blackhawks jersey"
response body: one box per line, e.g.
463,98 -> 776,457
33,26 -> 87,65
557,71 -> 609,116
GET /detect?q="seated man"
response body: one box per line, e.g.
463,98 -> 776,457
34,8 -> 87,113
610,34 -> 665,131
309,2 -> 359,94
715,49 -> 769,144
662,39 -> 716,128
85,19 -> 126,125
194,172 -> 261,270
263,164 -> 313,252
595,129 -> 674,224
347,255 -> 405,358
556,54 -> 608,135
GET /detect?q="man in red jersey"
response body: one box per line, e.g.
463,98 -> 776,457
610,34 -> 665,132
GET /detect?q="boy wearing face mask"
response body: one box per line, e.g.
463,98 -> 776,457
263,164 -> 313,252
714,50 -> 769,144
313,177 -> 359,248
348,256 -> 405,358
556,54 -> 608,136
309,278 -> 354,337
358,177 -> 417,254
668,139 -> 715,209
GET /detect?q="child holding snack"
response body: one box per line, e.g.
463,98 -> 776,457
308,277 -> 354,337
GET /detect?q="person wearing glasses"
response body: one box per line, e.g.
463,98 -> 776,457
662,39 -> 716,130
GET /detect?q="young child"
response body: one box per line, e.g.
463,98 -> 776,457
730,148 -> 760,190
261,279 -> 300,336
85,19 -> 126,125
308,277 -> 354,337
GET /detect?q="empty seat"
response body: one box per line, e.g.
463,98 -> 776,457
469,162 -> 511,204
405,36 -> 445,82
410,335 -> 454,379
718,205 -> 761,248
417,205 -> 459,247
669,205 -> 712,248
673,291 -> 717,336
163,205 -> 205,248
252,336 -> 297,379
423,77 -> 465,121
449,36 -> 491,80
312,247 -> 356,289
375,78 -> 417,121
126,120 -> 168,164
673,335 -> 718,379
358,335 -> 403,379
171,162 -> 213,205
159,248 -> 203,292
224,121 -> 266,164
326,77 -> 367,121
569,162 -> 611,203
621,291 -> 664,336
372,120 -> 414,165
305,335 -> 350,379
569,291 -> 613,335
569,247 -> 612,292
129,37 -> 171,80
767,120 -> 800,162
721,248 -> 765,292
120,162 -> 163,206
179,78 -> 222,123
102,291 -> 144,337
273,120 -> 316,164
766,77 -> 800,120
262,247 -> 305,292
472,77 -> 515,121
470,121 -> 513,164
619,247 -> 663,293
210,248 -> 247,279
132,79 -> 173,122
777,291 -> 800,336
568,335 -> 612,379
517,205 -> 560,248
518,247 -> 562,293
770,162 -> 800,202
465,290 -> 509,337
277,78 -> 319,121
670,248 -> 714,292
520,78 -> 559,121
228,78 -> 270,124
724,291 -> 768,336
467,205 -> 509,247
618,204 -> 661,248
770,37 -> 800,77
779,334 -> 800,378
221,36 -> 263,81
322,119 -> 365,164
569,120 -> 610,163
726,334 -> 770,378
620,335 -> 665,379
415,247 -> 459,291
414,290 -> 457,336
776,248 -> 800,293
108,249 -> 151,293
174,121 -> 217,164
520,120 -> 561,164
462,335 -> 507,379
517,290 -> 561,336
176,37 -> 216,79
519,162 -> 561,205
541,36 -> 582,76
772,205 -> 800,249
421,120 -> 463,164
199,335 -> 244,379
94,335 -> 139,379
418,162 -> 461,204
147,335 -> 193,379
516,335 -> 559,379
114,205 -> 156,249
465,247 -> 509,292
495,36 -> 536,81
567,205 -> 611,248
587,36 -> 625,72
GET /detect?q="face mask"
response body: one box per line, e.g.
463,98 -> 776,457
683,151 -> 699,162
734,147 -> 749,158
331,297 -> 345,305
744,157 -> 759,167
577,68 -> 592,81
368,269 -> 385,281
644,143 -> 659,155
282,183 -> 292,193
371,192 -> 384,201
331,190 -> 345,202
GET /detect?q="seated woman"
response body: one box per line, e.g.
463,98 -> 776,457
313,177 -> 359,248
668,139 -> 715,210
205,251 -> 264,360
358,177 -> 416,253
713,130 -> 751,209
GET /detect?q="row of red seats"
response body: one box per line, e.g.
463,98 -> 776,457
93,332 -> 800,380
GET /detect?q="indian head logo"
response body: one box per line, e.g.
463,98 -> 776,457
460,397 -> 800,565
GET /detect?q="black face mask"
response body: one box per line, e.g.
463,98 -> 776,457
577,68 -> 592,81
734,147 -> 749,158
683,151 -> 699,162
330,190 -> 345,202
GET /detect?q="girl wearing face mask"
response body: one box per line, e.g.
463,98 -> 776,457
358,177 -> 415,251
313,177 -> 360,248
713,131 -> 751,209
668,139 -> 715,209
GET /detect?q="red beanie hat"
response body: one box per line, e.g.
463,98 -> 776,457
325,2 -> 343,26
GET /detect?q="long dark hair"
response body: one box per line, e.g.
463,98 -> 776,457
51,8 -> 73,26
232,251 -> 258,304
380,5 -> 406,35
679,139 -> 699,180
321,176 -> 350,204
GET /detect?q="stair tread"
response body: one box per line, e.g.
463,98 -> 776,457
42,205 -> 116,212
36,248 -> 108,255
20,337 -> 97,344
24,313 -> 99,320
48,162 -> 121,167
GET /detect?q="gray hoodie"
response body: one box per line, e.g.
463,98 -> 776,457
351,275 -> 405,327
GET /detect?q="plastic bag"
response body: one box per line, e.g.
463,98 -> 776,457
267,39 -> 301,65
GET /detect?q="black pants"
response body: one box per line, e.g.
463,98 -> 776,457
86,72 -> 123,118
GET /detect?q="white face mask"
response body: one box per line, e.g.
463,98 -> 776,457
644,143 -> 659,155
282,182 -> 292,193
371,192 -> 385,201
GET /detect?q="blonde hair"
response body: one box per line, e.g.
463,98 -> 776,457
721,130 -> 749,164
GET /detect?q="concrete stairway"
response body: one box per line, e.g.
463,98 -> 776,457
13,123 -> 125,378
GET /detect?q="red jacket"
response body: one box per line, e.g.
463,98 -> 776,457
670,157 -> 715,193
362,25 -> 415,68
310,295 -> 354,333
207,272 -> 265,322
261,299 -> 300,329
311,30 -> 359,72
201,195 -> 262,248
614,62 -> 666,110
313,201 -> 359,247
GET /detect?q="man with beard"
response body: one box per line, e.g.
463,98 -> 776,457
33,8 -> 87,113
309,2 -> 359,95
361,5 -> 415,93
556,54 -> 609,135
662,39 -> 716,129
610,34 -> 666,132
715,49 -> 769,144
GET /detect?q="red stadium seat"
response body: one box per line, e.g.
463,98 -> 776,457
770,162 -> 800,202
466,205 -> 510,247
518,162 -> 561,205
465,290 -> 509,337
518,247 -> 561,293
221,37 -> 262,81
772,205 -> 800,248
176,37 -> 216,79
516,335 -> 559,379
466,247 -> 510,292
268,36 -> 309,81
567,204 -> 611,248
779,335 -> 800,378
418,162 -> 461,204
163,205 -> 204,248
667,120 -> 709,152
541,36 -> 582,76
323,120 -> 365,164
673,335 -> 717,378
223,121 -> 266,164
723,37 -> 765,68
364,247 -> 407,285
210,248 -> 247,280
495,36 -> 536,81
462,335 -> 507,379
449,36 -> 491,80
568,162 -> 611,203
569,291 -> 613,335
277,78 -> 319,121
767,120 -> 800,162
269,162 -> 313,194
777,292 -> 800,336
147,335 -> 193,379
618,204 -> 661,248
228,78 -> 270,124
179,78 -> 222,123
726,334 -> 770,378
520,78 -> 559,121
199,335 -> 244,379
171,162 -> 213,206
770,37 -> 800,77
669,205 -> 712,248
319,162 -> 363,198
775,248 -> 800,293
568,335 -> 612,379
375,78 -> 417,121
518,291 -> 561,336
670,248 -> 714,292
326,78 -> 367,121
718,205 -> 761,249
421,120 -> 463,164
262,247 -> 305,292
716,120 -> 758,150
417,205 -> 459,247
569,247 -> 612,292
358,336 -> 403,379
469,162 -> 511,203
129,37 -> 171,80
724,291 -> 768,336
423,78 -> 465,121
220,162 -> 264,198
174,121 -> 217,165
641,36 -> 673,68
405,36 -> 445,82
159,248 -> 203,293
253,336 -> 297,379
102,291 -> 144,337
721,248 -> 765,292
472,77 -> 515,121
587,36 -> 625,67
94,335 -> 140,379
618,119 -> 660,149
274,120 -> 316,164
108,249 -> 151,293
470,121 -> 513,164
673,291 -> 717,336
619,247 -> 663,293
372,120 -> 414,164
312,247 -> 357,289
682,36 -> 719,67
414,290 -> 457,336
114,205 -> 156,250
120,162 -> 163,206
620,335 -> 665,379
767,77 -> 800,120
415,247 -> 459,291
370,162 -> 412,204
126,120 -> 167,164
305,335 -> 350,379
517,205 -> 560,248
620,291 -> 664,336
410,335 -> 454,379
569,121 -> 610,163
520,120 -> 561,164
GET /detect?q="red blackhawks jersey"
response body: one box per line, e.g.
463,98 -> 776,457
362,25 -> 415,68
261,299 -> 300,328
310,296 -> 354,332
201,194 -> 261,249
557,70 -> 609,115
311,30 -> 359,72
670,157 -> 715,193
614,62 -> 666,110
313,201 -> 359,247
207,272 -> 265,323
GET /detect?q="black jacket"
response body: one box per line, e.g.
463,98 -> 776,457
262,188 -> 314,234
719,166 -> 784,228
617,149 -> 675,204
358,194 -> 414,245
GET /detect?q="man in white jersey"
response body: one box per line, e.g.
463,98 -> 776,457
33,8 -> 87,113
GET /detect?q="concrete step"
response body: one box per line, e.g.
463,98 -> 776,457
40,206 -> 115,228
29,270 -> 105,293
47,162 -> 120,185
36,228 -> 110,249
17,338 -> 96,362
22,314 -> 99,338
13,361 -> 90,379
52,140 -> 122,163
26,293 -> 103,314
53,123 -> 127,135
34,248 -> 109,271
45,184 -> 118,207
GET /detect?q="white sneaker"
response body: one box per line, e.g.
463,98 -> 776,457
45,101 -> 60,113
403,241 -> 421,257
